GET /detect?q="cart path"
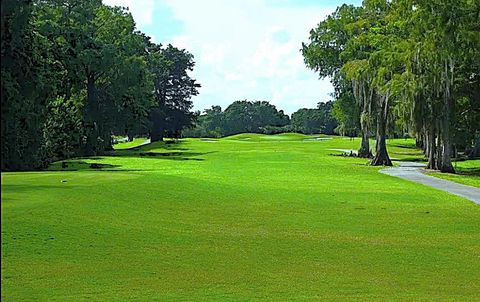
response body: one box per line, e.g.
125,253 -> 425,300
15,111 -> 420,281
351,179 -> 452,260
380,161 -> 480,205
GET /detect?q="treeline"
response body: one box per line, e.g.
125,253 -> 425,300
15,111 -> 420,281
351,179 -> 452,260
302,0 -> 480,171
183,100 -> 341,138
1,0 -> 199,171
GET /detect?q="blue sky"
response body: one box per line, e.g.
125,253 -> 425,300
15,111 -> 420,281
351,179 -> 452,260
104,0 -> 362,114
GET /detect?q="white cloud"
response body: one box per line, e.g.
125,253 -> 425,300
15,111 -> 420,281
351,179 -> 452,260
106,0 -> 337,114
103,0 -> 155,27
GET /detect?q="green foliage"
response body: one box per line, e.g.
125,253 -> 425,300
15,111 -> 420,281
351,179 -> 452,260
332,88 -> 360,137
1,0 -> 199,170
1,0 -> 58,170
291,101 -> 337,135
185,101 -> 290,137
148,44 -> 200,141
222,100 -> 290,135
42,95 -> 84,161
303,0 -> 480,170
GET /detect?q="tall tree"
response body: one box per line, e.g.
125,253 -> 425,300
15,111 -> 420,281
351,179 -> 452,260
302,4 -> 371,156
1,0 -> 58,170
148,44 -> 200,141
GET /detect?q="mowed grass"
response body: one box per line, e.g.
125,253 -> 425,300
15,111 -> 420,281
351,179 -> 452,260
427,160 -> 480,188
113,138 -> 150,150
2,134 -> 480,301
385,139 -> 480,187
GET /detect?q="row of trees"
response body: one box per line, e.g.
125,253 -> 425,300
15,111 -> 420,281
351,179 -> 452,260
184,100 -> 341,137
184,100 -> 290,137
302,0 -> 480,171
1,0 -> 199,170
292,101 -> 338,135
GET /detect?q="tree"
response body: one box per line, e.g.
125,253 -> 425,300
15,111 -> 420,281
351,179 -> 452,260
331,83 -> 360,137
317,101 -> 338,135
2,0 -> 197,170
222,101 -> 289,136
1,0 -> 58,170
302,4 -> 371,156
291,102 -> 337,135
148,44 -> 200,141
396,0 -> 480,172
184,101 -> 290,137
35,1 -> 155,155
42,95 -> 84,161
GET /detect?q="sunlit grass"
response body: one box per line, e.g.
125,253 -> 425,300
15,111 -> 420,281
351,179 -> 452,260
427,159 -> 480,188
2,134 -> 479,300
113,138 -> 149,150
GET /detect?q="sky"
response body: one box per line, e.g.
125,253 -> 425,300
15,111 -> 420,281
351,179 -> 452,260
103,0 -> 361,115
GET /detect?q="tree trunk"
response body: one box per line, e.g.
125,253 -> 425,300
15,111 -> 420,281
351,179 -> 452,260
424,127 -> 430,158
150,131 -> 163,142
83,75 -> 98,156
358,110 -> 372,158
358,130 -> 371,157
440,98 -> 455,173
469,137 -> 480,159
371,104 -> 392,166
149,107 -> 165,142
436,129 -> 443,170
127,133 -> 134,142
426,125 -> 436,169
416,133 -> 424,149
101,128 -> 113,152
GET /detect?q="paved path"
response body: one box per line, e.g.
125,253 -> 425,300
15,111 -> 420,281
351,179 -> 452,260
380,161 -> 480,205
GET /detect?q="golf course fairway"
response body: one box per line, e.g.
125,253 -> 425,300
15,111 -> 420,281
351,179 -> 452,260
2,134 -> 479,300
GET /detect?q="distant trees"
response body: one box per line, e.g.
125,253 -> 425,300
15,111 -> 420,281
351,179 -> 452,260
183,100 -> 342,138
184,100 -> 291,137
291,101 -> 337,134
1,0 -> 199,170
302,0 -> 480,171
222,101 -> 290,135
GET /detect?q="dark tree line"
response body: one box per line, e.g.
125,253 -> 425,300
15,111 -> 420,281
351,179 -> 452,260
291,101 -> 337,135
302,0 -> 480,171
184,100 -> 290,137
1,0 -> 199,170
184,100 -> 340,138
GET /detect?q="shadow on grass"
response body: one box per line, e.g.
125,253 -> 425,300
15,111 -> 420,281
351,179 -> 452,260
396,157 -> 427,162
137,140 -> 189,152
390,142 -> 418,149
113,140 -> 216,161
113,151 -> 213,161
48,161 -> 122,171
455,167 -> 480,177
45,140 -> 215,172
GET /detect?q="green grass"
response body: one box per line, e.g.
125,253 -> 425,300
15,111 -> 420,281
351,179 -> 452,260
427,160 -> 480,188
113,137 -> 149,150
383,139 -> 480,187
387,139 -> 427,161
2,134 -> 479,300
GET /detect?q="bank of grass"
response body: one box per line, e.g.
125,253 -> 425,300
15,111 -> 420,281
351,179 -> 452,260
2,134 -> 479,300
113,137 -> 149,150
375,138 -> 480,187
427,159 -> 480,188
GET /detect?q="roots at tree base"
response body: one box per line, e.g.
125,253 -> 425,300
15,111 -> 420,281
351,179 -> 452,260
357,148 -> 373,158
440,163 -> 455,174
371,152 -> 392,166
